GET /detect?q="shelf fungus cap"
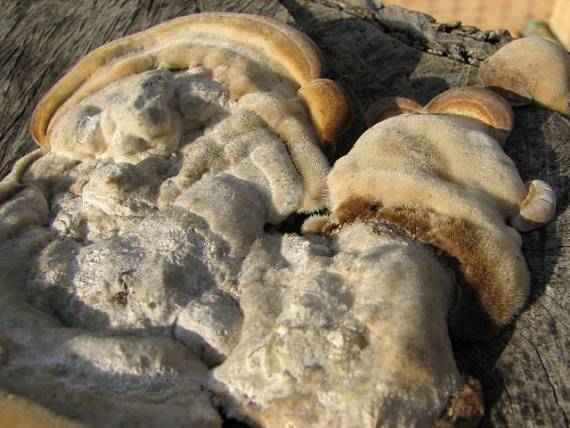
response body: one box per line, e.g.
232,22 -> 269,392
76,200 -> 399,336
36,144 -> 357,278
479,36 -> 570,116
366,87 -> 514,145
510,180 -> 556,232
328,100 -> 556,337
29,12 -> 351,212
30,13 -> 350,149
298,78 -> 352,151
424,86 -> 514,145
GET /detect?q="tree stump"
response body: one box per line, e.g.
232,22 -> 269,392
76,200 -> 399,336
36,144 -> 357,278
0,1 -> 568,425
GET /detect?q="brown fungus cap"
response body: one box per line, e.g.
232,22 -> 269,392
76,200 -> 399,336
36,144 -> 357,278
298,78 -> 352,151
366,96 -> 423,128
29,13 -> 352,213
425,86 -> 514,144
479,36 -> 570,117
366,87 -> 514,145
30,13 -> 351,152
328,97 -> 556,337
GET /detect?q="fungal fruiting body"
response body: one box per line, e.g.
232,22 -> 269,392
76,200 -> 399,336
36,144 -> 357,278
328,87 -> 556,336
210,89 -> 540,427
30,12 -> 351,213
0,13 -> 355,428
479,36 -> 570,116
0,12 -> 557,428
367,86 -> 514,144
212,223 -> 471,427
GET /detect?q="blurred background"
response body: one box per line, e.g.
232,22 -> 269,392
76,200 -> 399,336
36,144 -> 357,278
383,0 -> 570,48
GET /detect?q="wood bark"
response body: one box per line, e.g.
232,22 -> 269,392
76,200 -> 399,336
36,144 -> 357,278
0,0 -> 568,426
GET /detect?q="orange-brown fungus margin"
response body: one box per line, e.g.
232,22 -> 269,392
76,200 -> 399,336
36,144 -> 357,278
30,13 -> 351,153
424,86 -> 514,135
365,97 -> 424,128
298,79 -> 352,150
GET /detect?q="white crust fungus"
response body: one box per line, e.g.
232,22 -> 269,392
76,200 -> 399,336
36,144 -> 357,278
1,13 -> 352,427
0,12 -> 555,428
212,224 -> 464,427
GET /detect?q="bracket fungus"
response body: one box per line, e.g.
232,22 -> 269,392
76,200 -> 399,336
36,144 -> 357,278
0,11 -> 557,428
367,86 -> 514,144
479,36 -> 570,116
0,12 -> 355,427
30,12 -> 351,212
327,87 -> 556,336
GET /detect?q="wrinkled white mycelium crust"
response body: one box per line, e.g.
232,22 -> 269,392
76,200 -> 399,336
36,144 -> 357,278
327,88 -> 556,336
479,36 -> 570,116
212,224 -> 466,427
30,12 -> 351,212
0,13 -> 355,428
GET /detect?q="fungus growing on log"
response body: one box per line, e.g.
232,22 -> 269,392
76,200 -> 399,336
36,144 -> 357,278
214,88 -> 553,426
327,88 -> 556,336
0,13 -> 352,427
0,11 -> 557,428
479,36 -> 570,116
29,12 -> 351,212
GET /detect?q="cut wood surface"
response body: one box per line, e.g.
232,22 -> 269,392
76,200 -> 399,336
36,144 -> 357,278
0,0 -> 568,426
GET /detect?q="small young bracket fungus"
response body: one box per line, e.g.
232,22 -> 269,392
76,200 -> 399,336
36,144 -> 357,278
329,89 -> 556,336
425,86 -> 514,143
510,180 -> 557,232
367,86 -> 514,144
479,36 -> 570,116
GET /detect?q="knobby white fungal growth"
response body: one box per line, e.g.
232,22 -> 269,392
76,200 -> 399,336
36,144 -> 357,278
29,13 -> 352,213
0,13 -> 556,428
212,224 -> 470,427
0,13 -> 350,427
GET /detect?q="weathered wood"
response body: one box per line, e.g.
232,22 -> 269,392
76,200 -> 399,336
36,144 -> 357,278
383,0 -> 555,36
0,0 -> 568,426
